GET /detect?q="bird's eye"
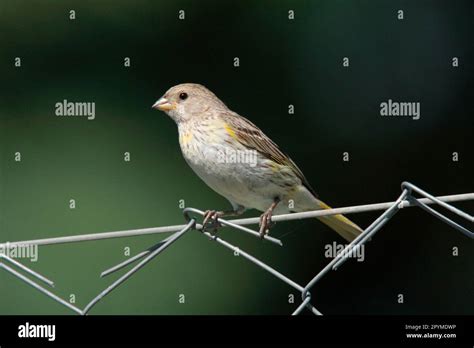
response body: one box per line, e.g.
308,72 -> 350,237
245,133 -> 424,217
179,92 -> 188,100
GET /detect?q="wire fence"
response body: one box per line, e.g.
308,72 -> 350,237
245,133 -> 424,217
1,181 -> 472,315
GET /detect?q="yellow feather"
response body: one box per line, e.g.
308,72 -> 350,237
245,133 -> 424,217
270,162 -> 281,172
224,124 -> 237,139
180,132 -> 193,144
318,201 -> 331,209
317,200 -> 363,241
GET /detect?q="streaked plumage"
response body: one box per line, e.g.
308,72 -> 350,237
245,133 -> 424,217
153,83 -> 363,241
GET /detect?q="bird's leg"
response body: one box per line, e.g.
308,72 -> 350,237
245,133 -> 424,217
202,205 -> 245,234
202,210 -> 224,233
259,198 -> 280,238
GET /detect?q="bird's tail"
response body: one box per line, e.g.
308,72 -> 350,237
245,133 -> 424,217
316,201 -> 363,242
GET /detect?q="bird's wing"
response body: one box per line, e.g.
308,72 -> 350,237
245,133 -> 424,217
224,112 -> 319,198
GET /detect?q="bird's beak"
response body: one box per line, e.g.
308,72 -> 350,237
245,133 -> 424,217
152,97 -> 176,111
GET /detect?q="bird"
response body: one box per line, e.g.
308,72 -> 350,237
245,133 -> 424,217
152,83 -> 363,241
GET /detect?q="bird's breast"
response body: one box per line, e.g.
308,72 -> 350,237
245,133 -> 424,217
178,120 -> 239,172
175,120 -> 305,211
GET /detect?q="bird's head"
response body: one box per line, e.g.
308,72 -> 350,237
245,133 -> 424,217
152,83 -> 226,124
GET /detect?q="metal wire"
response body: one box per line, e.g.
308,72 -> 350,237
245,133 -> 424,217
83,219 -> 196,315
0,262 -> 83,315
1,182 -> 472,315
0,253 -> 55,287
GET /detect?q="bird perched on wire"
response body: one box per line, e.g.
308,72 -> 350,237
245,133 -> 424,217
152,83 -> 363,241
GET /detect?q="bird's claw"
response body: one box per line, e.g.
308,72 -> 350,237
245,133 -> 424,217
202,210 -> 223,234
259,210 -> 274,238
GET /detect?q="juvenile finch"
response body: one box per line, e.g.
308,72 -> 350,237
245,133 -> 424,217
152,83 -> 363,241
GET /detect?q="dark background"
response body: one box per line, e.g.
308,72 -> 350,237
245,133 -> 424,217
0,0 -> 472,314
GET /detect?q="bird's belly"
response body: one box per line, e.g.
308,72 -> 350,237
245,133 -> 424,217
180,136 -> 298,211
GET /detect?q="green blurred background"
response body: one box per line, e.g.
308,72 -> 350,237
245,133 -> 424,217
0,0 -> 472,314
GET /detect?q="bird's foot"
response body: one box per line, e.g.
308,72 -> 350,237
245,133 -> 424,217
202,210 -> 223,234
259,209 -> 275,238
